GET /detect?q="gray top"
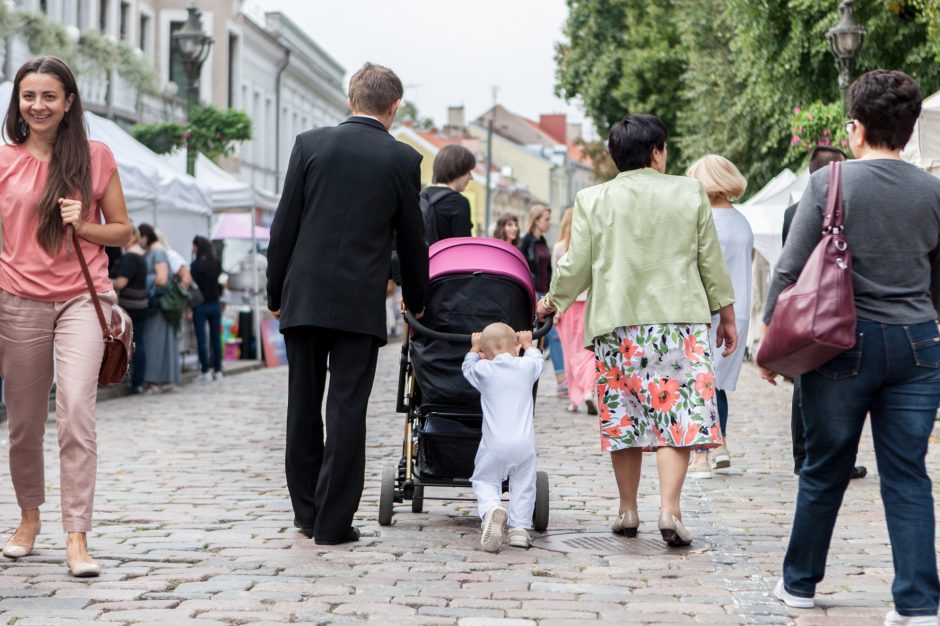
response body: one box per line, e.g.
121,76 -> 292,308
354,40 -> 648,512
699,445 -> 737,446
764,159 -> 940,325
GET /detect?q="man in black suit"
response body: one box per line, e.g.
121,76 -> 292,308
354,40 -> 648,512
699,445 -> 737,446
783,145 -> 865,480
266,63 -> 428,545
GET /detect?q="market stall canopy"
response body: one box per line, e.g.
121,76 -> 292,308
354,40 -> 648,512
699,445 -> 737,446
0,81 -> 211,253
902,89 -> 940,175
159,150 -> 282,215
737,168 -> 810,269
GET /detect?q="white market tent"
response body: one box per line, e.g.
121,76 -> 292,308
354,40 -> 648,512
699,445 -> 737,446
0,81 -> 212,254
902,88 -> 940,175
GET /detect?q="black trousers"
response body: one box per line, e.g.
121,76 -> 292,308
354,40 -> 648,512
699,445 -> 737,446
283,326 -> 379,542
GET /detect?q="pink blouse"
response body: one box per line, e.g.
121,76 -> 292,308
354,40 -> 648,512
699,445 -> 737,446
0,141 -> 117,302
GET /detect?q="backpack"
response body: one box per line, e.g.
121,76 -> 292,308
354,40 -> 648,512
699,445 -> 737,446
419,188 -> 457,245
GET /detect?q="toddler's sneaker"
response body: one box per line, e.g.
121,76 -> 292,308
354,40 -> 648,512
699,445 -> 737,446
212,370 -> 224,381
480,506 -> 507,553
508,527 -> 529,548
885,610 -> 939,626
773,578 -> 814,609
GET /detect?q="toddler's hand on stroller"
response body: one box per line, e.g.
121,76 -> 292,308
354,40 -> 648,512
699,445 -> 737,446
517,330 -> 533,349
470,332 -> 482,353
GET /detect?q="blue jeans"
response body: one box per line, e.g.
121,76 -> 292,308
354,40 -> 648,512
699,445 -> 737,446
127,307 -> 147,389
716,389 -> 728,436
192,300 -> 222,374
544,326 -> 564,374
782,320 -> 940,616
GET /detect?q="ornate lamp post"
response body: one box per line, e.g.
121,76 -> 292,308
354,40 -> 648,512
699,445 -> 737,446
172,4 -> 213,176
826,0 -> 866,105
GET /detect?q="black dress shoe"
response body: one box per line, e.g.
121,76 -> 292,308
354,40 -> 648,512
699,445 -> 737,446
293,519 -> 315,538
851,465 -> 867,479
314,527 -> 360,545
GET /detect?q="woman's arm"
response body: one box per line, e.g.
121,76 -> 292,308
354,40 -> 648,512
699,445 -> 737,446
153,258 -> 169,288
112,276 -> 129,290
176,264 -> 193,290
545,195 -> 592,312
62,171 -> 132,246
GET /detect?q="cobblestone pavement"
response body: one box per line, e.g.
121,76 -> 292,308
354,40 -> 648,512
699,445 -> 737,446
0,340 -> 935,625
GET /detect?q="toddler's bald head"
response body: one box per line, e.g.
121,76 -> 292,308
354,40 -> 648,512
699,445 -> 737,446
480,322 -> 518,359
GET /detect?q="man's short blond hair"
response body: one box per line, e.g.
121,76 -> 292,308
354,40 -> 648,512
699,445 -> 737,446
348,62 -> 403,116
686,154 -> 747,202
480,322 -> 517,357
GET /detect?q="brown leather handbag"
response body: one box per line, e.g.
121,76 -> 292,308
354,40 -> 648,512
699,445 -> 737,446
71,227 -> 134,385
756,161 -> 857,378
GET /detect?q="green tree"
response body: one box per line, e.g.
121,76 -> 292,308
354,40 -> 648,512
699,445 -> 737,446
131,106 -> 252,163
394,100 -> 434,130
555,0 -> 689,174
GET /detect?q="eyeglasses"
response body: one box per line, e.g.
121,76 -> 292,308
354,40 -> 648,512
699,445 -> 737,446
844,119 -> 856,135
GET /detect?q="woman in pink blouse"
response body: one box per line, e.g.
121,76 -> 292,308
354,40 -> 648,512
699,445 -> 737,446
0,57 -> 131,576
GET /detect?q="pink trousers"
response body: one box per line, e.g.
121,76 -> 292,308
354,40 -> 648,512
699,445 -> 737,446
0,288 -> 114,532
556,301 -> 595,406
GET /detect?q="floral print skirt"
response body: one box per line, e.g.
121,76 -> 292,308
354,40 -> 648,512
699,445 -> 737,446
594,323 -> 722,452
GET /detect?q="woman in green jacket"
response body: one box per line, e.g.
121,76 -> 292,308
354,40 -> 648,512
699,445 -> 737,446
537,114 -> 737,547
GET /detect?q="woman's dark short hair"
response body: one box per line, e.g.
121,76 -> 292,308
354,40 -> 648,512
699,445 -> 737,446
432,144 -> 476,184
138,223 -> 157,247
607,114 -> 668,172
848,70 -> 922,150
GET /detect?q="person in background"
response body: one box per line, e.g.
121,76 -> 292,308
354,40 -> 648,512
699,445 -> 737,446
538,113 -> 737,548
492,213 -> 521,248
112,227 -> 149,394
0,56 -> 132,576
138,223 -> 180,392
685,155 -> 753,477
761,70 -> 940,624
421,144 -> 475,243
520,205 -> 566,396
190,235 -> 223,382
156,229 -> 192,291
782,146 -> 866,481
552,207 -> 596,415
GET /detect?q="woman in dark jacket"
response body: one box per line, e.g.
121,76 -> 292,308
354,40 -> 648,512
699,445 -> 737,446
760,70 -> 940,624
421,144 -> 476,243
520,204 -> 566,394
190,236 -> 223,381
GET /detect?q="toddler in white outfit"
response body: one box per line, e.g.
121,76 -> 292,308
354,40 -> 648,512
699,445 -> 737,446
462,322 -> 543,552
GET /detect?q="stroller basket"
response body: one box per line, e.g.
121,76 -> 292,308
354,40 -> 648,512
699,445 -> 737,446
416,413 -> 482,480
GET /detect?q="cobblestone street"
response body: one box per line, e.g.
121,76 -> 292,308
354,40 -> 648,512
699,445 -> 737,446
0,340 -> 934,625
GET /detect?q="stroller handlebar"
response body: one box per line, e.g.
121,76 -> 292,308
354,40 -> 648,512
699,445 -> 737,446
404,310 -> 554,343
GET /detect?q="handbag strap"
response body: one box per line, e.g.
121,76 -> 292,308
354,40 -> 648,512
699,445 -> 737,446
822,160 -> 844,233
69,226 -> 111,341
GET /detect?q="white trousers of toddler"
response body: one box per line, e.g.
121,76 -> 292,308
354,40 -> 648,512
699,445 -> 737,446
471,440 -> 537,530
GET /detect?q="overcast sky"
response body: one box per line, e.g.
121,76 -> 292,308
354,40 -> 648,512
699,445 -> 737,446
251,0 -> 586,131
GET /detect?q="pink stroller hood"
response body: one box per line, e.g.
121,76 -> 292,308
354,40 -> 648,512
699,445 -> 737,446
429,237 -> 536,312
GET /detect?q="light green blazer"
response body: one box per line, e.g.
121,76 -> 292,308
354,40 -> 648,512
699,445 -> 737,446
547,168 -> 734,346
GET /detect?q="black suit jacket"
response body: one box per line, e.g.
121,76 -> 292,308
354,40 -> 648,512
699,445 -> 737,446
782,202 -> 798,245
266,116 -> 428,343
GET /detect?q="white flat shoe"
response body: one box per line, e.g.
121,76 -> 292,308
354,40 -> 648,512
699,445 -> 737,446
773,578 -> 814,609
67,557 -> 101,578
884,609 -> 939,625
3,523 -> 40,559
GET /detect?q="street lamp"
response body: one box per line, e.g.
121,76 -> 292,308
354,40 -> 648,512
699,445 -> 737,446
172,3 -> 213,176
826,0 -> 866,102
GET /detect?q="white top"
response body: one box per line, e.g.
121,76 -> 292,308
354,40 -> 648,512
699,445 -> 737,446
164,247 -> 188,276
709,207 -> 754,391
462,348 -> 543,445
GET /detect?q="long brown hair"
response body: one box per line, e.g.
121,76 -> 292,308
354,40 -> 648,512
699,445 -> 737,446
4,56 -> 92,256
492,213 -> 520,246
556,207 -> 574,251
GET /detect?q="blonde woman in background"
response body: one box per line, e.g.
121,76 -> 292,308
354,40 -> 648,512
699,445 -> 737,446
552,207 -> 597,415
685,155 -> 753,478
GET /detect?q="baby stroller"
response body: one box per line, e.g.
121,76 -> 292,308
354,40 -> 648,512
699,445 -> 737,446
378,237 -> 553,531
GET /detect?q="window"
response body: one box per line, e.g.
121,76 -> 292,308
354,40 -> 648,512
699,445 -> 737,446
168,20 -> 187,94
228,34 -> 238,109
98,0 -> 108,32
138,13 -> 149,52
119,1 -> 129,40
39,0 -> 47,15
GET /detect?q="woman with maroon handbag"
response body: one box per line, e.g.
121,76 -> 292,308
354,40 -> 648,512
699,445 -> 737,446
0,57 -> 131,577
760,70 -> 940,625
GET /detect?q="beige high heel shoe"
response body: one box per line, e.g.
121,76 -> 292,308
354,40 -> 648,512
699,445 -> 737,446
3,523 -> 40,559
610,510 -> 639,538
658,511 -> 693,547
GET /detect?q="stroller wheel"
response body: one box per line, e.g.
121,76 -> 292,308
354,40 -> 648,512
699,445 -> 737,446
411,485 -> 424,513
532,470 -> 550,532
379,463 -> 397,526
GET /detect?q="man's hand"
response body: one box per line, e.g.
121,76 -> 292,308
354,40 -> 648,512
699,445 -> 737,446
517,330 -> 533,350
400,299 -> 424,319
470,332 -> 482,353
714,303 -> 738,357
270,309 -> 281,320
